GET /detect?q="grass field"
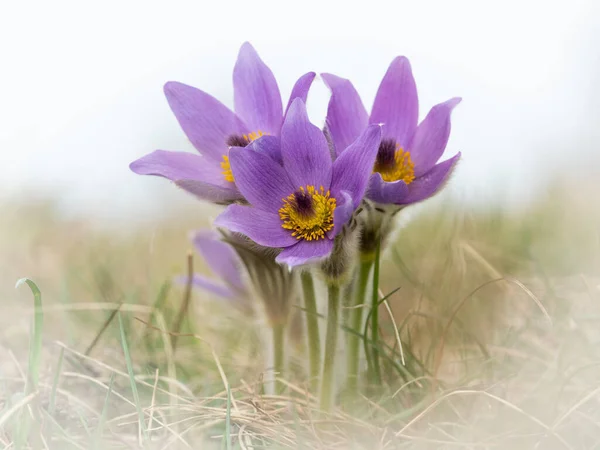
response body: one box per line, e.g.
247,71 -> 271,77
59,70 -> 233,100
2,173 -> 600,449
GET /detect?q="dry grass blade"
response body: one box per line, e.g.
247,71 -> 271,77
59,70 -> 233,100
432,276 -> 551,385
148,367 -> 160,439
225,385 -> 233,450
391,376 -> 436,399
133,316 -> 240,414
0,391 -> 38,428
394,389 -> 573,449
55,341 -> 193,400
552,384 -> 600,430
505,276 -> 552,324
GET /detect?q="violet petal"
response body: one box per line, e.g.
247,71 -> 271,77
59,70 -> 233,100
229,146 -> 294,212
164,81 -> 248,162
366,172 -> 410,205
321,73 -> 369,157
176,274 -> 235,299
275,238 -> 334,267
398,152 -> 461,205
192,231 -> 245,293
281,98 -> 332,189
233,42 -> 283,135
369,56 -> 418,147
330,124 -> 382,207
129,150 -> 227,186
327,190 -> 354,239
409,97 -> 461,177
284,72 -> 317,117
175,179 -> 242,204
247,135 -> 283,165
214,204 -> 297,248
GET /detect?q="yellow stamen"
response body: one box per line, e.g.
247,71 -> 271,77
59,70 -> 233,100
373,145 -> 416,184
278,186 -> 336,241
243,130 -> 265,142
220,155 -> 234,183
221,130 -> 267,183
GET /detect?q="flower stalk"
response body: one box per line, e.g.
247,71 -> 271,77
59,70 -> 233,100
346,257 -> 374,392
368,238 -> 382,385
301,271 -> 321,393
320,283 -> 341,412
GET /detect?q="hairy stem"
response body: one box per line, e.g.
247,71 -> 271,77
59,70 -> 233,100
346,259 -> 374,392
369,239 -> 382,385
320,283 -> 341,412
301,271 -> 321,393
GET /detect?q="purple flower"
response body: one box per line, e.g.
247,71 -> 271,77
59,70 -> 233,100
130,42 -> 316,204
214,98 -> 382,267
321,56 -> 461,206
184,231 -> 251,311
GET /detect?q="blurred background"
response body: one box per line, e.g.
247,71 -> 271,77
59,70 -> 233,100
1,0 -> 600,447
1,0 -> 599,223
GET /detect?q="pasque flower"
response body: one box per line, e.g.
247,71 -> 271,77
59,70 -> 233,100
214,98 -> 382,267
322,56 -> 461,206
183,231 -> 251,313
130,42 -> 316,204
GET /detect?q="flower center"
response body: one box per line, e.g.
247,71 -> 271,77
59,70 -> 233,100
221,131 -> 267,183
373,138 -> 415,184
278,186 -> 336,241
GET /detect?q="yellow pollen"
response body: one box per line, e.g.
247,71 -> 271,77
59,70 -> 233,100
221,130 -> 267,183
373,145 -> 416,184
278,186 -> 336,241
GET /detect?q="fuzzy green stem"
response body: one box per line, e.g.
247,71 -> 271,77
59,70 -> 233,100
272,323 -> 286,394
301,271 -> 321,393
346,259 -> 374,392
320,283 -> 341,412
369,239 -> 382,385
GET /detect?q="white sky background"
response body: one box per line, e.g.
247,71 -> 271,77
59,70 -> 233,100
1,0 -> 598,223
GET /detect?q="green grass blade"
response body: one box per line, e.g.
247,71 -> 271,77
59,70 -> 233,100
16,278 -> 43,393
77,411 -> 92,438
93,373 -> 115,450
363,287 -> 401,371
48,347 -> 64,418
117,311 -> 148,443
144,280 -> 172,354
15,278 -> 44,449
